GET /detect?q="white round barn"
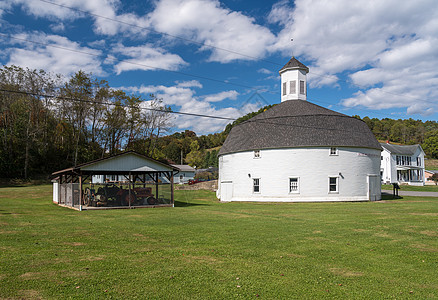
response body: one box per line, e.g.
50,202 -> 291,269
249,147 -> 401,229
217,57 -> 382,202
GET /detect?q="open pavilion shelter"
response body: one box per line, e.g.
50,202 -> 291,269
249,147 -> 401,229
51,151 -> 179,210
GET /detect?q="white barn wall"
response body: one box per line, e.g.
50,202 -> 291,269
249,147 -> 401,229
218,147 -> 381,202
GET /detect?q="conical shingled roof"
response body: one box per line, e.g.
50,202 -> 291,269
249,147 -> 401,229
279,57 -> 309,73
218,101 -> 381,156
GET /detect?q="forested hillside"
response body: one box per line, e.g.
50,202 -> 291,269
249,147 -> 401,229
1,65 -> 438,180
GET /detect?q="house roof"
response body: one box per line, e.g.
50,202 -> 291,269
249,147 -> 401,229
172,164 -> 196,172
279,57 -> 309,74
219,100 -> 381,156
380,143 -> 422,156
52,151 -> 178,176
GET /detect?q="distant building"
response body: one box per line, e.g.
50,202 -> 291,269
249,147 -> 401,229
425,170 -> 438,183
171,165 -> 196,184
380,143 -> 425,186
217,57 -> 382,202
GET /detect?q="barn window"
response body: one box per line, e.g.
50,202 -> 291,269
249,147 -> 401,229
289,80 -> 296,94
282,82 -> 287,95
253,178 -> 260,193
300,80 -> 305,95
330,147 -> 338,155
254,150 -> 261,158
289,177 -> 299,193
329,177 -> 338,193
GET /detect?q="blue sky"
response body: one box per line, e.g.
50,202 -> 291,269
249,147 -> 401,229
1,0 -> 438,134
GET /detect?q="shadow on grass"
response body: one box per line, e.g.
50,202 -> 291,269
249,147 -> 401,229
381,193 -> 403,201
174,200 -> 209,207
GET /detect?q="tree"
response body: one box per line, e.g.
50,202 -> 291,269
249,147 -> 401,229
422,131 -> 438,159
431,173 -> 438,185
185,140 -> 203,168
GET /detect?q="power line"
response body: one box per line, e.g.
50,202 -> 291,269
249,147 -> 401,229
36,0 -> 438,107
0,33 -> 262,93
0,88 -> 236,121
0,88 -> 387,134
38,0 -> 281,66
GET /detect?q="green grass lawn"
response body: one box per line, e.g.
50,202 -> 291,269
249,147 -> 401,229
1,185 -> 437,299
382,184 -> 438,192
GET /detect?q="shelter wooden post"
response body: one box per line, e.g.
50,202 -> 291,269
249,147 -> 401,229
79,174 -> 83,211
171,171 -> 174,206
155,173 -> 159,203
128,171 -> 132,209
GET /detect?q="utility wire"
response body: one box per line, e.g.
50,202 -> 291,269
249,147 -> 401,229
38,0 -> 280,66
0,88 -> 236,121
0,33 -> 262,93
1,88 -> 384,134
36,0 -> 438,106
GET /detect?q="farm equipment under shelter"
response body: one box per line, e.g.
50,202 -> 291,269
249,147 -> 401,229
51,151 -> 179,210
83,184 -> 158,207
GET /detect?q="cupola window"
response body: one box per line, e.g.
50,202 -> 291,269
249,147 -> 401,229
282,82 -> 287,95
300,80 -> 305,95
289,80 -> 296,94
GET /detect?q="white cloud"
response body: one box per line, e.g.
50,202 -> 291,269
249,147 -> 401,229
5,0 -> 149,36
203,90 -> 238,102
148,0 -> 276,63
6,32 -> 104,76
111,43 -> 188,74
122,81 -> 259,134
258,68 -> 272,75
269,0 -> 438,115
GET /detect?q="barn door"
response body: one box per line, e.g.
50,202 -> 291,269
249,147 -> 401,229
368,175 -> 380,201
221,181 -> 233,201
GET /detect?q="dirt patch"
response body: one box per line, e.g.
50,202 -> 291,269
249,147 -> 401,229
313,230 -> 322,234
409,213 -> 438,216
64,242 -> 85,246
330,268 -> 363,277
353,229 -> 369,232
18,289 -> 43,299
286,253 -> 305,258
374,232 -> 391,238
410,243 -> 438,252
420,230 -> 438,237
20,272 -> 48,280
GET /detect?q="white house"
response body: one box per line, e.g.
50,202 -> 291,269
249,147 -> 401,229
380,143 -> 425,186
171,164 -> 196,184
216,57 -> 382,202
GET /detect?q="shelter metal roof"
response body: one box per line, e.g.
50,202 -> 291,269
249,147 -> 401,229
52,151 -> 178,176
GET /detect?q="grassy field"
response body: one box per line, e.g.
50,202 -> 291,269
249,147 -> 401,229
425,158 -> 438,170
0,186 -> 437,299
381,184 -> 438,192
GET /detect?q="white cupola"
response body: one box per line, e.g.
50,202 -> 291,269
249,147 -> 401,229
279,57 -> 309,102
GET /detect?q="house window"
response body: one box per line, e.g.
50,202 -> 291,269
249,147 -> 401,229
253,178 -> 260,193
300,80 -> 305,95
330,147 -> 338,155
254,150 -> 261,158
329,177 -> 338,193
180,175 -> 183,180
289,80 -> 296,94
282,82 -> 287,95
289,177 -> 299,193
417,157 -> 421,166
